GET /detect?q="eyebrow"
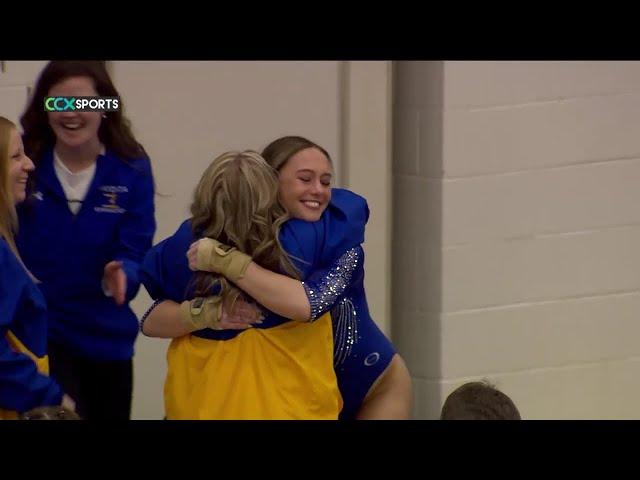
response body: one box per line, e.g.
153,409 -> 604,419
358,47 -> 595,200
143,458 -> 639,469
296,169 -> 332,177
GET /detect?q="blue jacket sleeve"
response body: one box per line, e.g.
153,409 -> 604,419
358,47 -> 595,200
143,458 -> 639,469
281,188 -> 369,320
279,219 -> 323,278
318,188 -> 369,265
280,188 -> 369,277
114,158 -> 156,302
0,242 -> 63,412
141,220 -> 195,303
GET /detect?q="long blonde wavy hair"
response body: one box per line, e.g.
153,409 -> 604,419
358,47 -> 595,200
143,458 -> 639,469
189,150 -> 299,309
0,116 -> 19,257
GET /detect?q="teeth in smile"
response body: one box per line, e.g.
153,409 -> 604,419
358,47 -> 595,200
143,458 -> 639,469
303,201 -> 320,208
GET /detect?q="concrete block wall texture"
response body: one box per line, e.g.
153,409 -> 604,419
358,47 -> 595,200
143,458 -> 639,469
392,61 -> 640,419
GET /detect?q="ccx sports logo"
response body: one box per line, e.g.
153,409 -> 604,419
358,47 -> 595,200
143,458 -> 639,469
44,96 -> 120,112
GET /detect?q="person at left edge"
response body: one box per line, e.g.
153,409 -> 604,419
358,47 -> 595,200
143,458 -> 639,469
0,115 -> 75,419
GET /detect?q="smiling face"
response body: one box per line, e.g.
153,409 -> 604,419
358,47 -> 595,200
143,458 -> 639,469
8,128 -> 34,204
47,76 -> 103,153
277,147 -> 332,222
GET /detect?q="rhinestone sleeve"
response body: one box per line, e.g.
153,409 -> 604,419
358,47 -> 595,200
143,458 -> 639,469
332,297 -> 359,367
301,246 -> 362,321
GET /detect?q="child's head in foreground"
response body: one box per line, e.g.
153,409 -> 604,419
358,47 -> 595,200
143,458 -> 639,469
440,381 -> 521,420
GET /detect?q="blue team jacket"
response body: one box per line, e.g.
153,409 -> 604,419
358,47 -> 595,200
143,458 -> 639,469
16,148 -> 156,361
0,238 -> 63,412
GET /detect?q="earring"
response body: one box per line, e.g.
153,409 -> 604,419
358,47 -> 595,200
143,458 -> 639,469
102,113 -> 107,119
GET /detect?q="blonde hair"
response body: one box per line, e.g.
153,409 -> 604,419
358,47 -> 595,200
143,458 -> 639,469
0,116 -> 19,257
190,150 -> 299,309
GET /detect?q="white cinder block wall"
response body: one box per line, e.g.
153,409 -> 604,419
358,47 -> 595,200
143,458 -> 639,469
393,61 -> 640,419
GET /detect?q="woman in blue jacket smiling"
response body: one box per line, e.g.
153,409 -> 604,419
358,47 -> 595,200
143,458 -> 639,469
17,61 -> 156,420
0,116 -> 75,419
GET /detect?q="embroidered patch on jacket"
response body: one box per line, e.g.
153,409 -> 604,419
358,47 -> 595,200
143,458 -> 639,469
94,186 -> 127,214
